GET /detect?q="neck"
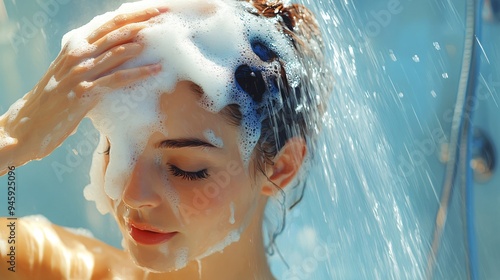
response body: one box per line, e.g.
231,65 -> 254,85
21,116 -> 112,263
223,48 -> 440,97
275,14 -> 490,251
144,199 -> 275,280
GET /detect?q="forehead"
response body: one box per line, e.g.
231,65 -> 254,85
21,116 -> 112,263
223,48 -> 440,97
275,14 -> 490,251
159,81 -> 229,134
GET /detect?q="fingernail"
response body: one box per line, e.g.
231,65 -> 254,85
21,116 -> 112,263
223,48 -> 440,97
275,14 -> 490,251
149,63 -> 161,73
156,7 -> 169,13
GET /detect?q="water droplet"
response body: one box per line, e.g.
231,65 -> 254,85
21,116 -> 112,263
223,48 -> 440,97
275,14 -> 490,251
349,45 -> 354,56
442,73 -> 448,79
389,49 -> 397,61
433,42 -> 441,50
398,92 -> 404,98
431,90 -> 437,98
412,55 -> 420,62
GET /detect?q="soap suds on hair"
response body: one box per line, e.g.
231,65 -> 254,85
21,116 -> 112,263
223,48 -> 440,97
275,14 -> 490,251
77,0 -> 298,207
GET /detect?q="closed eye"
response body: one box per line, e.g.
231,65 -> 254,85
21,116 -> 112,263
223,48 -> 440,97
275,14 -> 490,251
168,164 -> 209,181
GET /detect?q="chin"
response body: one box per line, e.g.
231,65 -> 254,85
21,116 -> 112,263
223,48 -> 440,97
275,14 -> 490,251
125,240 -> 190,273
129,251 -> 181,273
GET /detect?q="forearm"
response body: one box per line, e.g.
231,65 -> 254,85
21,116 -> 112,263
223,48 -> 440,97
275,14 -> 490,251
0,114 -> 19,176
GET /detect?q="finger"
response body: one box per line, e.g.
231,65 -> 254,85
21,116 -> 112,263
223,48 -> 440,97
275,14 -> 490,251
90,22 -> 147,57
87,7 -> 167,44
54,22 -> 144,80
92,63 -> 162,90
85,42 -> 144,81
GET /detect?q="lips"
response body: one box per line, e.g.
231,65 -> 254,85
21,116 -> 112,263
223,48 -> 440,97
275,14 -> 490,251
128,222 -> 178,245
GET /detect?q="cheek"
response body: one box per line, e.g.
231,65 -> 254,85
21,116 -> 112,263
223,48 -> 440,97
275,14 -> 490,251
175,171 -> 257,226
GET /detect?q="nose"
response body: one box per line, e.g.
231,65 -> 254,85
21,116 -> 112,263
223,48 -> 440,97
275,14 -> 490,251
122,156 -> 162,209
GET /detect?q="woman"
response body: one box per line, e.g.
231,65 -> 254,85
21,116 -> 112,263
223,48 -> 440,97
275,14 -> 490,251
0,0 -> 331,278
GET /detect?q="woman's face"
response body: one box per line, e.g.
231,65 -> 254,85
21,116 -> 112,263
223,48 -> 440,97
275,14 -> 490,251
103,81 -> 265,272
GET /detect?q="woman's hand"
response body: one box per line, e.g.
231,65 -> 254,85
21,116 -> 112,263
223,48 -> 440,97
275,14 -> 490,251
0,7 -> 167,175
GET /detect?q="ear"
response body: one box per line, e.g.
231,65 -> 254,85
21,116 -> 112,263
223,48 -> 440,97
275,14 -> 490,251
261,137 -> 307,196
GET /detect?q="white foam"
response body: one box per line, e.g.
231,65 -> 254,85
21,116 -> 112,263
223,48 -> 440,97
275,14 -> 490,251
84,135 -> 111,214
79,58 -> 95,69
65,40 -> 97,58
77,0 -> 299,248
6,98 -> 26,124
196,229 -> 241,260
203,129 -> 223,148
158,243 -> 170,256
175,247 -> 188,270
80,81 -> 93,89
44,76 -> 59,92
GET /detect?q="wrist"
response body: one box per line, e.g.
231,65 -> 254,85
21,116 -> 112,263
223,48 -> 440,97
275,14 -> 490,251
0,99 -> 33,173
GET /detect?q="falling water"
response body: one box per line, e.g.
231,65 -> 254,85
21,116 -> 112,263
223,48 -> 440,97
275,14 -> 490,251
269,0 -> 476,279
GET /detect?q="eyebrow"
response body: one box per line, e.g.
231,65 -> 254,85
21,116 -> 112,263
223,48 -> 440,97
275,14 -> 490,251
157,138 -> 218,149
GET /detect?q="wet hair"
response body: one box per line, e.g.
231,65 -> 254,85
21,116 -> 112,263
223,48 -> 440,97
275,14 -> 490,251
223,0 -> 333,251
221,0 -> 332,164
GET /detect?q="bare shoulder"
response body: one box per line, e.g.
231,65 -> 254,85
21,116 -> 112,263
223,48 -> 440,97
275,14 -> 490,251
0,216 -> 143,279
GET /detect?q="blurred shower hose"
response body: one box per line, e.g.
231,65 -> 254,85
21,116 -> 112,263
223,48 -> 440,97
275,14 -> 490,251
426,0 -> 482,279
